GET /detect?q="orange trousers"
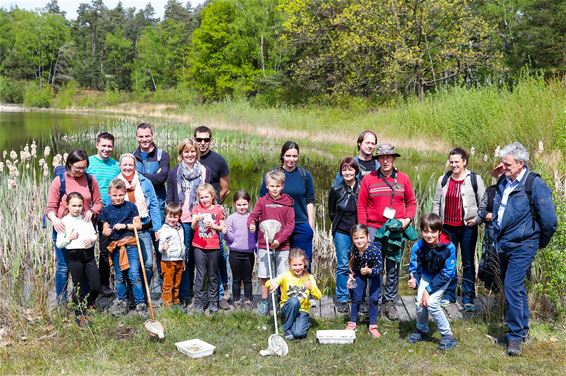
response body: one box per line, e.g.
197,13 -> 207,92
161,260 -> 184,306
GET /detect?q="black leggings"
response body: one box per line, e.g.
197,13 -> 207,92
229,251 -> 255,302
64,247 -> 101,315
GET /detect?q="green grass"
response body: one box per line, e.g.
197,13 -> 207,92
1,309 -> 565,374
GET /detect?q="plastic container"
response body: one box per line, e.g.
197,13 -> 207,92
175,339 -> 216,358
316,330 -> 356,344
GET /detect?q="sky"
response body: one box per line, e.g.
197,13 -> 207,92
1,0 -> 205,20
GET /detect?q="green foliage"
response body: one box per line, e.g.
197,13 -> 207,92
23,82 -> 53,108
104,29 -> 134,90
52,80 -> 79,108
0,76 -> 26,103
533,193 -> 566,318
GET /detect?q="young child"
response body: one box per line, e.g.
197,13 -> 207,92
99,179 -> 145,316
407,213 -> 457,350
266,248 -> 321,340
55,192 -> 100,326
345,224 -> 383,338
158,203 -> 185,308
225,190 -> 257,310
191,183 -> 226,313
248,169 -> 295,316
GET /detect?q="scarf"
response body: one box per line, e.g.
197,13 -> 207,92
117,172 -> 149,218
177,161 -> 203,210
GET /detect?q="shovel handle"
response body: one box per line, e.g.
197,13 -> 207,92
134,226 -> 155,321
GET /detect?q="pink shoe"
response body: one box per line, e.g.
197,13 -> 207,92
345,321 -> 357,330
369,325 -> 381,338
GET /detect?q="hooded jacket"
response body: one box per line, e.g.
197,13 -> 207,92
248,193 -> 295,250
409,231 -> 456,294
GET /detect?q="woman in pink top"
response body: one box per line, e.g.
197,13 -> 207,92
46,149 -> 102,305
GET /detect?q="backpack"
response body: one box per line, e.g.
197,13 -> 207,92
42,165 -> 95,228
441,171 -> 479,204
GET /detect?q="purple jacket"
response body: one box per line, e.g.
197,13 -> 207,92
225,212 -> 257,253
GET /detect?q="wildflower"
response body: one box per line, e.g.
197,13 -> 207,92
63,153 -> 68,164
0,161 -> 3,172
10,150 -> 17,160
538,141 -> 544,155
2,150 -> 6,159
483,154 -> 488,162
43,165 -> 49,177
494,145 -> 500,158
31,141 -> 37,157
7,178 -> 17,189
470,147 -> 475,156
53,154 -> 62,167
39,158 -> 45,168
44,146 -> 51,158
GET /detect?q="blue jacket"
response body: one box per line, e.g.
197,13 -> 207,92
332,156 -> 379,187
409,232 -> 456,294
104,173 -> 162,232
133,146 -> 170,205
492,168 -> 557,252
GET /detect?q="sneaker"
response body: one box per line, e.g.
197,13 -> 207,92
439,299 -> 452,307
384,301 -> 399,321
75,315 -> 88,327
335,301 -> 349,314
192,305 -> 205,314
208,303 -> 219,314
243,299 -> 254,311
345,321 -> 357,330
368,325 -> 381,338
101,285 -> 115,297
257,300 -> 269,316
463,303 -> 477,312
407,330 -> 428,344
223,289 -> 231,302
135,303 -> 149,319
109,299 -> 128,316
438,335 -> 458,351
219,299 -> 232,310
233,300 -> 242,310
284,333 -> 295,341
506,339 -> 522,356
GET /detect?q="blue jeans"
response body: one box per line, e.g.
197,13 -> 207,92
291,223 -> 314,271
282,297 -> 311,339
179,223 -> 193,303
218,233 -> 229,297
138,229 -> 154,288
113,245 -> 145,305
53,231 -> 69,303
499,247 -> 537,342
333,232 -> 351,303
443,225 -> 478,304
416,274 -> 452,336
350,274 -> 381,325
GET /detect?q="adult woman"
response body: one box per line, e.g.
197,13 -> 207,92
166,138 -> 207,304
328,158 -> 360,313
432,147 -> 485,311
260,141 -> 315,267
115,153 -> 162,289
46,149 -> 103,304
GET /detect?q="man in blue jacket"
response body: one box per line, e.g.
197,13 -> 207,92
492,142 -> 557,356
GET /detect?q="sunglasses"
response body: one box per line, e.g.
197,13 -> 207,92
195,137 -> 211,143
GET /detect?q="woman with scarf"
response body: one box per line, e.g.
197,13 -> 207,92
167,138 -> 208,305
114,153 -> 162,290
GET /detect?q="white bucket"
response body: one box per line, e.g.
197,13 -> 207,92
316,330 -> 356,344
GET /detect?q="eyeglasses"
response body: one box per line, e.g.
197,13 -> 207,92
195,137 -> 210,143
71,165 -> 87,171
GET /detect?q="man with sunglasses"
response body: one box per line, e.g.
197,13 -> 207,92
194,125 -> 232,309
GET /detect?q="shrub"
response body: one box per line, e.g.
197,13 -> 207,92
52,80 -> 79,109
0,76 -> 26,104
23,82 -> 53,108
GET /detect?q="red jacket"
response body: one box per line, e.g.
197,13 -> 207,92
357,169 -> 417,229
248,193 -> 295,250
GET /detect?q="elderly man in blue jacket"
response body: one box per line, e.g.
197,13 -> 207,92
492,142 -> 557,356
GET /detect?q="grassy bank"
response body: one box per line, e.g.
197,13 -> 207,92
33,76 -> 565,157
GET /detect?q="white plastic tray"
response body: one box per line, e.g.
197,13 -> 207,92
175,339 -> 216,358
316,330 -> 356,344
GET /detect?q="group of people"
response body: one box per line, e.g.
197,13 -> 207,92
46,125 -> 557,356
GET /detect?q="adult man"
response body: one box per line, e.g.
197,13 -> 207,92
492,142 -> 557,356
86,132 -> 120,295
133,123 -> 170,289
357,144 -> 416,320
194,125 -> 231,308
333,130 -> 379,186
